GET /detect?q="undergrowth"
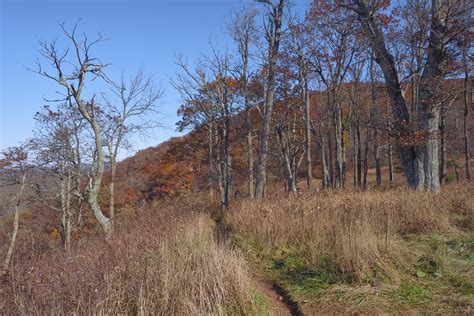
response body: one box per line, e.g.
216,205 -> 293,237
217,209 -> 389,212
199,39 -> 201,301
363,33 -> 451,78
226,183 -> 474,313
1,200 -> 268,315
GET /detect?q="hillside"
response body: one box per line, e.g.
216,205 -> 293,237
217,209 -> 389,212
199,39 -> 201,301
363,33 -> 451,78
1,0 -> 473,314
112,79 -> 474,209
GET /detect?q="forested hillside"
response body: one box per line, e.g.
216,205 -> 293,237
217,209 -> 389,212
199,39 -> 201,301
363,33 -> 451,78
1,0 -> 473,314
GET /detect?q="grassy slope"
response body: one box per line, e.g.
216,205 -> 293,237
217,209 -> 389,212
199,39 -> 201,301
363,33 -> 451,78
232,232 -> 473,314
226,184 -> 474,314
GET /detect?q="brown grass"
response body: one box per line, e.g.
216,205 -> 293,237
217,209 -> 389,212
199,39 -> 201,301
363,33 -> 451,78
1,200 -> 259,315
225,183 -> 474,281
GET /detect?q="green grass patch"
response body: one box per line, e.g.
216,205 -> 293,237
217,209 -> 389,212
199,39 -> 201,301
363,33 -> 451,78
248,287 -> 271,316
231,230 -> 473,313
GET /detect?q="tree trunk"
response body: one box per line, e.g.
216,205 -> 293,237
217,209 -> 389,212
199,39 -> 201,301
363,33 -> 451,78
3,173 -> 26,275
208,123 -> 214,207
370,58 -> 382,186
242,39 -> 255,198
109,158 -> 116,222
351,2 -> 420,189
222,116 -> 231,210
416,0 -> 447,193
255,0 -> 284,199
60,162 -> 72,252
327,125 -> 334,188
246,124 -> 254,197
303,74 -> 313,190
76,99 -> 111,237
313,121 -> 330,189
334,100 -> 344,188
356,117 -> 362,187
88,118 -> 112,236
363,116 -> 370,190
440,106 -> 447,185
353,122 -> 357,187
463,48 -> 472,180
388,143 -> 394,184
277,127 -> 297,195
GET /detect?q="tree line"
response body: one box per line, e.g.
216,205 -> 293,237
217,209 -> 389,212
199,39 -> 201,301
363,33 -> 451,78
174,0 -> 472,209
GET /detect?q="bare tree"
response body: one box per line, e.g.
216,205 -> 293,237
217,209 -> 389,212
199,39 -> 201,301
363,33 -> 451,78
1,148 -> 28,275
369,57 -> 382,186
102,70 -> 162,223
308,3 -> 358,189
254,0 -> 285,199
346,53 -> 366,188
341,0 -> 471,192
33,22 -> 113,236
173,51 -> 238,212
287,13 -> 314,191
229,6 -> 259,198
31,104 -> 87,251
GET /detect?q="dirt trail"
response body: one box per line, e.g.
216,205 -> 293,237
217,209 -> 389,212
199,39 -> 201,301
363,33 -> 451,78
213,221 -> 301,315
251,272 -> 302,316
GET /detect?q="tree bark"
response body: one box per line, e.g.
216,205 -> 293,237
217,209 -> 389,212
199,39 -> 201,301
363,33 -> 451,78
303,75 -> 313,190
439,105 -> 447,185
370,59 -> 382,186
73,98 -> 111,237
363,112 -> 370,190
277,126 -> 297,195
388,143 -> 394,184
356,116 -> 362,187
60,162 -> 72,252
334,99 -> 345,188
208,123 -> 214,207
463,48 -> 472,180
349,1 -> 420,189
416,0 -> 446,192
3,173 -> 26,275
243,48 -> 255,198
327,124 -> 334,188
255,0 -> 284,199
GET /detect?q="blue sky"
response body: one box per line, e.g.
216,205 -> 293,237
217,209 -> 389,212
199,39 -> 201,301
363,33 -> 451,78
1,0 -> 310,159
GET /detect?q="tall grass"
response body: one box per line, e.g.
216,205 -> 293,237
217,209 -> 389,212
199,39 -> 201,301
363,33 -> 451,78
1,200 -> 260,315
225,183 -> 473,281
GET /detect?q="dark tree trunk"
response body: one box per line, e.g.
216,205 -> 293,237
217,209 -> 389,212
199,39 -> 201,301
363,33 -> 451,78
370,58 -> 382,186
439,105 -> 447,185
463,48 -> 472,180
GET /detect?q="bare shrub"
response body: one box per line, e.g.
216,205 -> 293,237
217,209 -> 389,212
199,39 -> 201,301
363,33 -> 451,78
1,201 -> 257,315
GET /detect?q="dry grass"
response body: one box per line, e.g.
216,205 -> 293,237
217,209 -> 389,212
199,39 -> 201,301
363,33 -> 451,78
225,183 -> 474,281
1,200 -> 261,315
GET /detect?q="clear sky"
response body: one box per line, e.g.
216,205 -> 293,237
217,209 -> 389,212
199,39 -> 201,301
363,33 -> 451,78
0,0 -> 310,159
